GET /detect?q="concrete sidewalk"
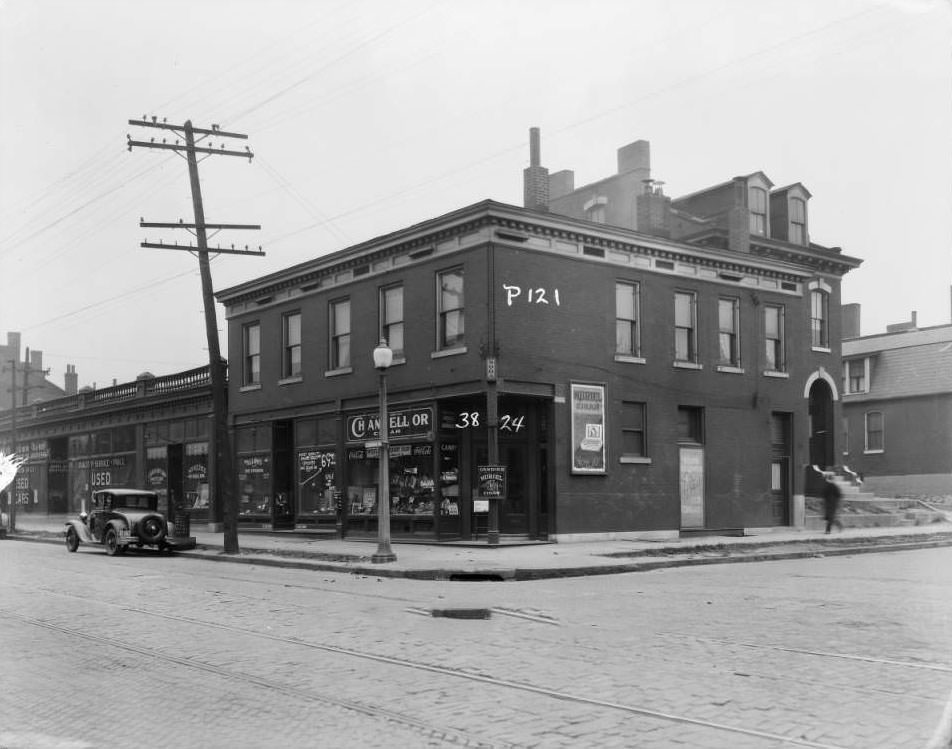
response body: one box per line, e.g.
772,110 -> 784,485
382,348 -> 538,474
6,513 -> 952,581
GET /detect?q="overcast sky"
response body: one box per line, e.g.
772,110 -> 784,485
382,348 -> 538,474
1,0 -> 950,391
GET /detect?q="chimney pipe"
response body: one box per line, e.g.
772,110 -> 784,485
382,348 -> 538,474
529,127 -> 541,168
523,126 -> 549,212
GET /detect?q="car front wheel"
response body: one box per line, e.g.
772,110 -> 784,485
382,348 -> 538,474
104,528 -> 121,556
65,527 -> 79,553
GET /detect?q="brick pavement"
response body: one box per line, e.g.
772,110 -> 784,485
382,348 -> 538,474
2,540 -> 951,747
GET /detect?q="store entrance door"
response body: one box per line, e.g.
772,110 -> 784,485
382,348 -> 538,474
499,441 -> 528,535
474,441 -> 531,536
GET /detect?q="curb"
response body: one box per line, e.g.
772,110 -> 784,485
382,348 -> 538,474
5,530 -> 952,581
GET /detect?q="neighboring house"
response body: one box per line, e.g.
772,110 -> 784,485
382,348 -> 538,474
841,306 -> 952,496
215,130 -> 861,541
0,331 -> 76,410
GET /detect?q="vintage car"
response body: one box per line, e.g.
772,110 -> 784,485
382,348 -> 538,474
65,488 -> 194,555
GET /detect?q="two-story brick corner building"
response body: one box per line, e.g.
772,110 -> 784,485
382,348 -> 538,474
841,302 -> 952,497
216,130 -> 862,542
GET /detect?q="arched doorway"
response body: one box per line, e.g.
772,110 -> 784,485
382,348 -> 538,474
808,378 -> 835,469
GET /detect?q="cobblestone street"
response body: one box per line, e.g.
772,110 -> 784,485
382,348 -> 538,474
1,542 -> 950,748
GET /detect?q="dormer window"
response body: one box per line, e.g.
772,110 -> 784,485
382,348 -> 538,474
790,197 -> 806,245
584,196 -> 608,225
749,187 -> 768,235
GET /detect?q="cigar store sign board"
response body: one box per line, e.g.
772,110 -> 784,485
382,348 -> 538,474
570,383 -> 606,474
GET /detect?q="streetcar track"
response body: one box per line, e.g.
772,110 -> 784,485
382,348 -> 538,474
1,603 -> 848,749
0,609 -> 511,749
658,632 -> 952,673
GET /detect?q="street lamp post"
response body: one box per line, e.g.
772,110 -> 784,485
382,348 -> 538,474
371,338 -> 397,563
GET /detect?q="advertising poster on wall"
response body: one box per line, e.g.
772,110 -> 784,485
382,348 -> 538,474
570,383 -> 606,474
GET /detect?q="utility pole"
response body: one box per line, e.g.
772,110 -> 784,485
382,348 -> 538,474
6,358 -> 17,532
127,117 -> 264,554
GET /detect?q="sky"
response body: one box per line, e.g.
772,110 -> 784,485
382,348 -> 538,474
1,0 -> 950,391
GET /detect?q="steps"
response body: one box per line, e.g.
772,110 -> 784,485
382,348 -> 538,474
805,491 -> 948,530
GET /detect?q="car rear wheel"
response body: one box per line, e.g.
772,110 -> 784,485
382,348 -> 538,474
65,527 -> 79,552
104,528 -> 121,556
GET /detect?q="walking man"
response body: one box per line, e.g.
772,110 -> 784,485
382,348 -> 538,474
823,471 -> 843,534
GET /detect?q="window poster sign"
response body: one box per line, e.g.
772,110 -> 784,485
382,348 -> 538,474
570,383 -> 606,474
476,464 -> 507,499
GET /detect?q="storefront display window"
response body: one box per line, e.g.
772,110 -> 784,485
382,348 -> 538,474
237,452 -> 272,518
439,442 -> 459,517
346,444 -> 435,517
184,442 -> 210,517
298,448 -> 336,514
146,446 -> 169,515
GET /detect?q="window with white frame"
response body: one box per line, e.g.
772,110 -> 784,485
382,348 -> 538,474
282,312 -> 302,379
438,268 -> 464,349
329,299 -> 351,370
865,410 -> 884,452
242,322 -> 261,385
674,291 -> 698,363
790,197 -> 806,245
749,186 -> 768,235
764,304 -> 785,371
718,297 -> 741,366
811,289 -> 830,349
844,358 -> 867,394
380,284 -> 404,359
615,281 -> 641,357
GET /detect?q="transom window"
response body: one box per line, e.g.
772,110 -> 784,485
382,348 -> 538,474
749,187 -> 768,235
438,269 -> 464,349
811,289 -> 830,349
282,312 -> 302,379
330,299 -> 351,370
242,322 -> 260,385
677,406 -> 704,444
380,284 -> 404,359
718,297 -> 740,366
674,291 -> 697,363
764,304 -> 785,371
615,281 -> 641,357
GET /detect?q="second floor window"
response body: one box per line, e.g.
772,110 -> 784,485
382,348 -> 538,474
243,322 -> 260,385
811,290 -> 829,349
749,186 -> 768,235
764,304 -> 785,371
718,297 -> 740,366
615,281 -> 641,357
845,358 -> 866,393
380,284 -> 404,359
865,411 -> 884,452
674,291 -> 697,363
330,299 -> 351,370
438,268 -> 464,349
282,312 -> 302,379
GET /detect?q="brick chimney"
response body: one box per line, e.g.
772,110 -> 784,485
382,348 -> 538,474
727,177 -> 751,254
841,303 -> 861,339
523,127 -> 549,212
635,180 -> 672,238
64,364 -> 78,396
